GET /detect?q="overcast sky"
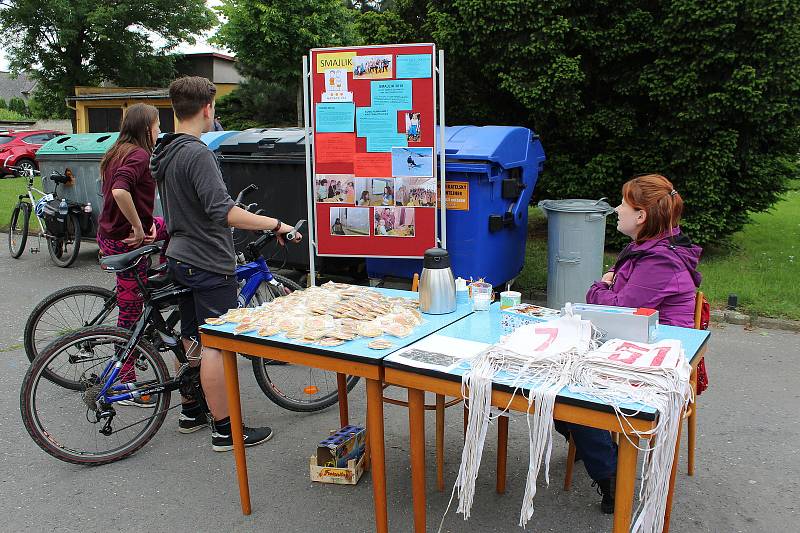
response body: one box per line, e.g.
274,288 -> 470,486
0,0 -> 231,72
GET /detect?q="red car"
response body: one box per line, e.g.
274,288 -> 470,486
0,129 -> 64,175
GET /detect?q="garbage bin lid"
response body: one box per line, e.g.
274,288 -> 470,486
538,199 -> 614,214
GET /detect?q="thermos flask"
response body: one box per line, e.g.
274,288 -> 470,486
419,248 -> 456,314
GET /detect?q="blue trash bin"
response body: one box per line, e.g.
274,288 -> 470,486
366,125 -> 545,287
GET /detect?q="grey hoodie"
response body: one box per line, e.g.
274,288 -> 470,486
151,133 -> 236,275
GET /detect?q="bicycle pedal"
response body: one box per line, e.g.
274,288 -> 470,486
30,247 -> 39,254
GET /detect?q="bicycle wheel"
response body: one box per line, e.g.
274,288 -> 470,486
48,212 -> 81,267
250,274 -> 361,412
20,326 -> 170,466
8,202 -> 30,258
24,285 -> 118,389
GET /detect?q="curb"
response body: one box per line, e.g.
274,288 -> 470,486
710,310 -> 800,333
522,290 -> 800,333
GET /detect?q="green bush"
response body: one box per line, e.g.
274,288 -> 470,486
215,81 -> 298,130
422,0 -> 800,247
0,108 -> 29,121
8,96 -> 28,116
0,98 -> 6,109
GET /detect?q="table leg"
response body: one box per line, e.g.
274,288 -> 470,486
366,378 -> 388,533
409,388 -> 427,532
222,349 -> 251,515
663,415 -> 684,533
435,394 -> 445,492
612,433 -> 638,533
496,415 -> 508,494
336,372 -> 350,427
688,369 -> 698,476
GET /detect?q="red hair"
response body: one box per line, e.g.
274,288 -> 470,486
622,174 -> 683,243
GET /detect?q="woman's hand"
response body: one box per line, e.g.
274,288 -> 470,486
143,222 -> 157,245
123,225 -> 145,247
601,271 -> 615,285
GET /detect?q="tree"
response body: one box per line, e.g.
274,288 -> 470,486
0,0 -> 216,128
215,80 -> 297,130
213,0 -> 361,125
425,0 -> 800,246
27,85 -> 71,120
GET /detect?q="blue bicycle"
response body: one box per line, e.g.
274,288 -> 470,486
20,215 -> 358,466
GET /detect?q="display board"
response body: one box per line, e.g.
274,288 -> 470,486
309,43 -> 437,258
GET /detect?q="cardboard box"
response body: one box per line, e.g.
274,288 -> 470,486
317,425 -> 366,468
310,453 -> 366,485
500,303 -> 561,333
570,303 -> 658,343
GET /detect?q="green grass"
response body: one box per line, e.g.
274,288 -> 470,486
519,183 -> 800,320
698,180 -> 800,320
0,175 -> 43,232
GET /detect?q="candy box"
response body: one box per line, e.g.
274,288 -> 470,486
501,303 -> 561,333
311,425 -> 367,485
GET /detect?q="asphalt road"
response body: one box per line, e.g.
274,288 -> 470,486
0,242 -> 797,532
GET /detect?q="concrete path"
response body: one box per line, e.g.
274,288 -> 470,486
0,243 -> 797,532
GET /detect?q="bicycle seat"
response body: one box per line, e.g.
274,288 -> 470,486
49,173 -> 70,184
100,244 -> 161,272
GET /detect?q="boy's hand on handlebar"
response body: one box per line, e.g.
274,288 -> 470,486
276,223 -> 302,246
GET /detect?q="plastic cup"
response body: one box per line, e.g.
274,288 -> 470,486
500,291 -> 521,309
471,281 -> 493,311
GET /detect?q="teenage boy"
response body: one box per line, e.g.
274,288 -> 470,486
151,76 -> 302,451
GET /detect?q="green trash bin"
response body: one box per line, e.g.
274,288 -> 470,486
36,133 -> 120,237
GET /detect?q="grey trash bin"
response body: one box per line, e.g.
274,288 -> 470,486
538,199 -> 615,309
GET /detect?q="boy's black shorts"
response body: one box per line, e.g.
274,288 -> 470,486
168,258 -> 238,340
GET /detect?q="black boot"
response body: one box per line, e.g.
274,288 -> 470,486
593,478 -> 615,514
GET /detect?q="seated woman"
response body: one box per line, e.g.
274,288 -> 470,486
556,173 -> 702,514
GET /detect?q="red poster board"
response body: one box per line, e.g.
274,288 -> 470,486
310,43 -> 437,258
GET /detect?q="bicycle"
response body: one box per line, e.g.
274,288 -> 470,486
7,166 -> 92,267
22,189 -> 356,411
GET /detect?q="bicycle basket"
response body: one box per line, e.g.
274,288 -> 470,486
41,199 -> 66,236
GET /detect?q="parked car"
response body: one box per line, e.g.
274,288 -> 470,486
0,130 -> 64,176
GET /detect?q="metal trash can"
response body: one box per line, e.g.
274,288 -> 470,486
37,131 -> 239,236
366,125 -> 546,288
537,199 -> 614,309
36,133 -> 120,236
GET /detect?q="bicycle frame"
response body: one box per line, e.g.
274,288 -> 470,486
19,174 -> 50,235
93,252 -> 282,406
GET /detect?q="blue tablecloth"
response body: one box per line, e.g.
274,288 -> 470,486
200,288 -> 474,364
384,303 -> 711,419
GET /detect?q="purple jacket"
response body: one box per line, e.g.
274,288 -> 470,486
585,228 -> 702,328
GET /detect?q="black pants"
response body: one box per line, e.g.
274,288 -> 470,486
554,421 -> 618,481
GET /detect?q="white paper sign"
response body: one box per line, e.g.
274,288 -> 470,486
322,69 -> 352,102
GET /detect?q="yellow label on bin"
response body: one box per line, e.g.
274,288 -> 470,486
442,181 -> 469,211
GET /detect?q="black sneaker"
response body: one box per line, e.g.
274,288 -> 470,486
178,411 -> 210,434
212,425 -> 274,452
593,478 -> 615,514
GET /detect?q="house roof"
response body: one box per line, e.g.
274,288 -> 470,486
67,89 -> 170,102
0,71 -> 38,101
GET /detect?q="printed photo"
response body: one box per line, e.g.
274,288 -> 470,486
374,207 -> 415,237
316,174 -> 355,204
395,177 -> 436,207
404,112 -> 422,142
352,54 -> 393,79
330,207 -> 370,236
391,147 -> 433,178
354,177 -> 395,207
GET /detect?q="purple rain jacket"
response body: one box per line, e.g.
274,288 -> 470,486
585,228 -> 703,328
